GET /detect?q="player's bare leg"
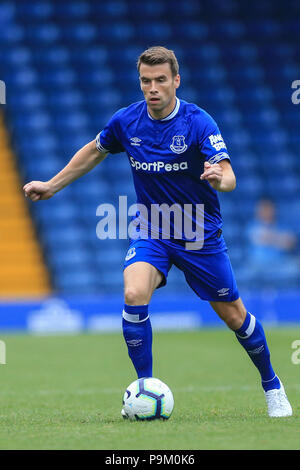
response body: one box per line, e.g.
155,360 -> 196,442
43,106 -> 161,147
209,297 -> 247,330
124,261 -> 163,306
210,297 -> 292,417
122,262 -> 163,379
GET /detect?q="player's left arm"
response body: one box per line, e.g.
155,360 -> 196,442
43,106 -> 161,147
200,159 -> 236,192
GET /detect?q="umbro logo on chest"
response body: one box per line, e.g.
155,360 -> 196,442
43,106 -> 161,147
130,137 -> 142,146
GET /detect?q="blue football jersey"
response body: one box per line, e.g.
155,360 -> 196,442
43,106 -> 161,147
96,98 -> 230,252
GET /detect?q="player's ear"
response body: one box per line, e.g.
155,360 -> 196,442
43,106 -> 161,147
174,74 -> 180,89
138,75 -> 144,91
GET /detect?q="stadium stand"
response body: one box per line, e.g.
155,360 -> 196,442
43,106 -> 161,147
1,0 -> 299,295
0,112 -> 51,296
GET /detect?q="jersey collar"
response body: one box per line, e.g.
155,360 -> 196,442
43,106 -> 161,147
147,97 -> 180,122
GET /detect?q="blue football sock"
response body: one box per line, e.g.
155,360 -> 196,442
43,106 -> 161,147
235,312 -> 280,392
122,304 -> 153,378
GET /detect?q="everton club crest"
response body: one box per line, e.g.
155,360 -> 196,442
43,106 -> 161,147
170,135 -> 188,154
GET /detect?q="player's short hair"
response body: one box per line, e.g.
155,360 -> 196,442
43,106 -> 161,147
137,46 -> 179,77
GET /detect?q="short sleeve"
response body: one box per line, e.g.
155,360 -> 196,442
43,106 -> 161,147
197,110 -> 230,164
95,108 -> 125,155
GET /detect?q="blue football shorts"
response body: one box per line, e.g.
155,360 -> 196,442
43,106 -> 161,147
123,237 -> 239,302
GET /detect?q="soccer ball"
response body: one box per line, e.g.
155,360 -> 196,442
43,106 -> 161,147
122,377 -> 174,421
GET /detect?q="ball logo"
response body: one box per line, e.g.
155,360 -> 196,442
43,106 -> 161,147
170,135 -> 187,154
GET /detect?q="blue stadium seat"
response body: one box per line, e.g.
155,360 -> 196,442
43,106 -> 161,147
24,158 -> 63,181
13,111 -> 51,132
24,23 -> 61,43
15,2 -> 54,20
245,19 -> 281,38
136,22 -> 172,41
76,68 -> 114,88
167,0 -> 201,17
127,0 -> 166,17
2,46 -> 32,66
85,89 -> 122,109
97,22 -> 135,43
61,23 -> 97,44
17,133 -> 59,155
39,67 -> 76,87
46,90 -> 83,110
53,1 -> 90,19
35,201 -> 79,224
0,2 -> 16,23
8,88 -> 46,110
7,67 -> 38,87
54,269 -> 99,293
176,22 -> 208,41
42,224 -> 88,246
94,245 -> 126,267
95,266 -> 124,291
52,110 -> 89,131
49,248 -> 92,270
211,19 -> 245,39
0,23 -> 24,43
92,1 -> 128,18
32,46 -> 70,66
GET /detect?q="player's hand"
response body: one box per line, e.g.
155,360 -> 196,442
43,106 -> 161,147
200,162 -> 223,190
23,181 -> 54,202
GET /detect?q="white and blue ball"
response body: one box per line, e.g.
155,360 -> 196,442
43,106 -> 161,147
122,377 -> 174,421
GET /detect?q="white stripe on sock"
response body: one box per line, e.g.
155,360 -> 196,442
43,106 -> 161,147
262,374 -> 277,383
122,310 -> 149,323
236,313 -> 256,339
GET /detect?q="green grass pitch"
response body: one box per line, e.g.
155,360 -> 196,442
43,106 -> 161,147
0,328 -> 299,450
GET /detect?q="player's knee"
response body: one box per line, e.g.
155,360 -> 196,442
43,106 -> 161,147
223,303 -> 247,330
124,286 -> 150,306
225,313 -> 244,330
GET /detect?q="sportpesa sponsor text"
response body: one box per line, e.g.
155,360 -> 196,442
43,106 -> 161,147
129,155 -> 188,172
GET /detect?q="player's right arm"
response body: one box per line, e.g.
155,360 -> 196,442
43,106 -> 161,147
23,139 -> 108,202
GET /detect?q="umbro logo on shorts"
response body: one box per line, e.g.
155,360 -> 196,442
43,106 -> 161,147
217,287 -> 230,296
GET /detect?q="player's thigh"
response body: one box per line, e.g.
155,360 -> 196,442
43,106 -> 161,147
209,297 -> 247,330
124,261 -> 163,305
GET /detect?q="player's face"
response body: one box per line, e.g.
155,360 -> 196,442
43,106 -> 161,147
139,63 -> 180,119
